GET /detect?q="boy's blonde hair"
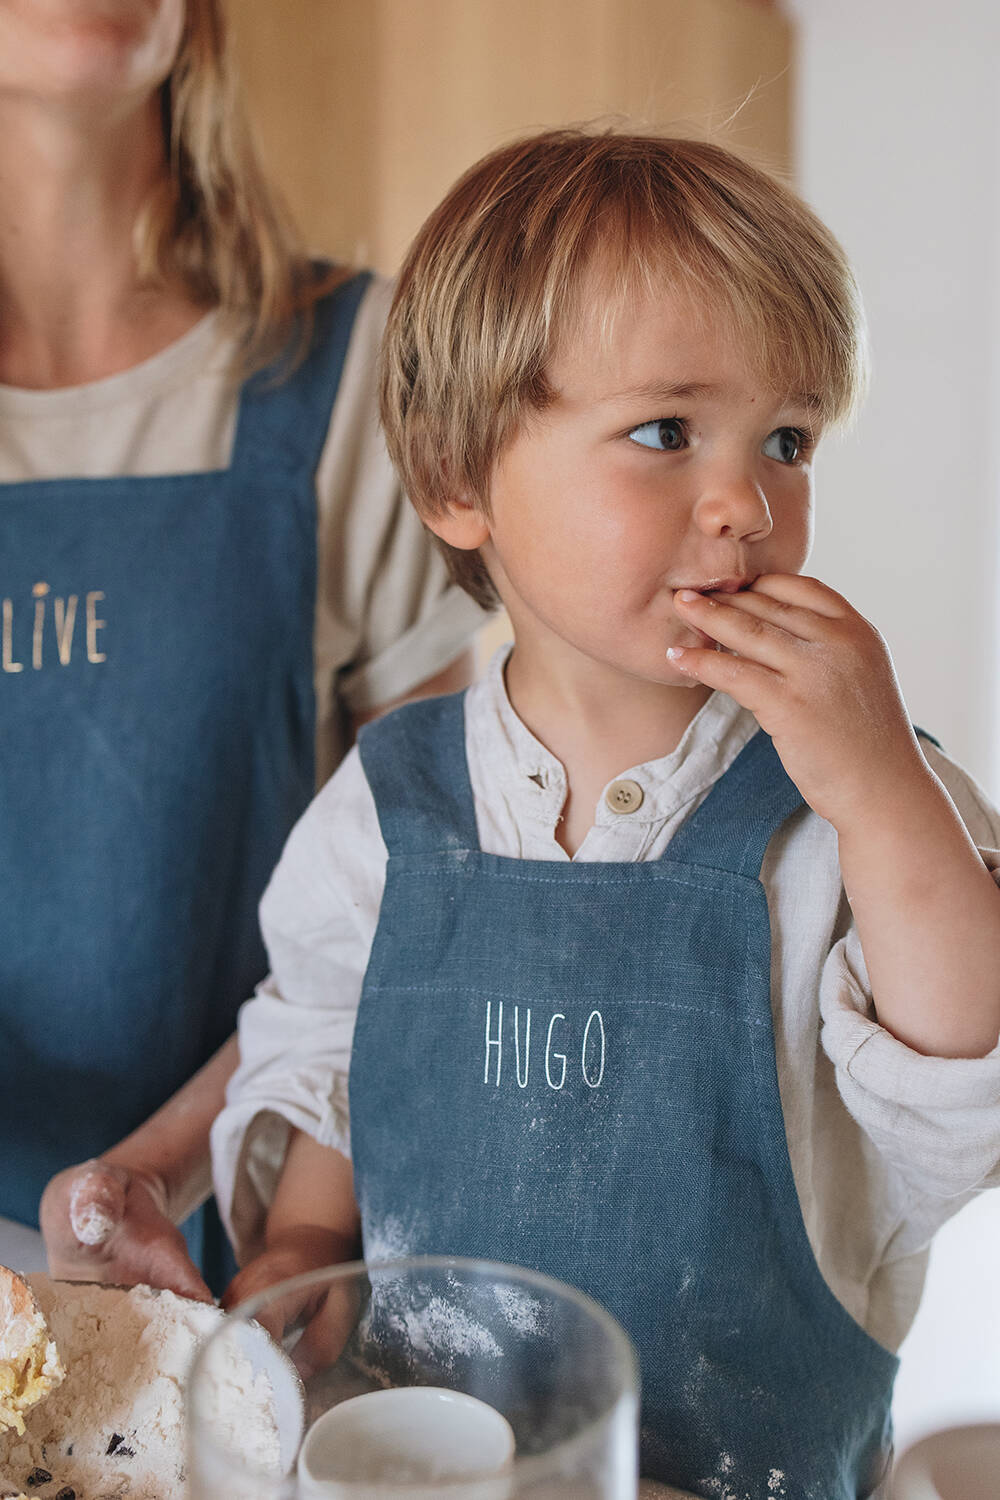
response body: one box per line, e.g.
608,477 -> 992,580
380,129 -> 867,609
137,0 -> 347,369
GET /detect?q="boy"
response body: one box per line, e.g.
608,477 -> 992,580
212,132 -> 1000,1497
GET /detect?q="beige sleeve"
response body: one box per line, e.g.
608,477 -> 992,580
312,277 -> 487,779
211,746 -> 387,1261
818,742 -> 1000,1209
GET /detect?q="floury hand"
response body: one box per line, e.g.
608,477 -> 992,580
39,1159 -> 212,1303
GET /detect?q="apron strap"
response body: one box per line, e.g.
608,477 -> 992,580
668,728 -> 804,879
672,723 -> 940,879
358,692 -> 479,856
362,704 -> 816,876
230,269 -> 373,482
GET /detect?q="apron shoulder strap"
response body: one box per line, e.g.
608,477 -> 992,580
230,269 -> 373,482
668,728 -> 804,879
357,691 -> 480,856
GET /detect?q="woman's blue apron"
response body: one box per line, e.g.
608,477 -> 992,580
351,692 -> 899,1498
0,271 -> 370,1286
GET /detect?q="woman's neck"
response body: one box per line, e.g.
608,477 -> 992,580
0,93 -> 206,388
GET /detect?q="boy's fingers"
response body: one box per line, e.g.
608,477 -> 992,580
747,572 -> 849,617
703,587 -> 827,643
221,1259 -> 289,1313
674,591 -> 802,669
666,644 -> 780,710
290,1281 -> 360,1382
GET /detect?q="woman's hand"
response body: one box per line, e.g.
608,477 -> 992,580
39,1037 -> 239,1299
39,1158 -> 212,1302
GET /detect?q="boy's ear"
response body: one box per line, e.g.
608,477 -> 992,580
423,495 -> 491,552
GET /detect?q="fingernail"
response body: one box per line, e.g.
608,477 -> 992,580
675,589 -> 701,603
69,1165 -> 125,1246
666,646 -> 685,661
70,1200 -> 117,1246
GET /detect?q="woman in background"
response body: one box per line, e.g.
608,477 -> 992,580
0,0 -> 482,1296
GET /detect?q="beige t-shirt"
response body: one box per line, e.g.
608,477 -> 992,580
0,277 -> 485,781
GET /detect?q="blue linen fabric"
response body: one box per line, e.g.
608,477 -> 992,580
0,272 -> 371,1286
351,691 -> 898,1498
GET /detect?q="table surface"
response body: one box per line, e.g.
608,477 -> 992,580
0,1213 -> 46,1274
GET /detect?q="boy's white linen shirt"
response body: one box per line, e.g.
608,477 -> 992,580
213,649 -> 1000,1354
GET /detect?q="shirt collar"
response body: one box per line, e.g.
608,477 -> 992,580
467,644 -> 759,828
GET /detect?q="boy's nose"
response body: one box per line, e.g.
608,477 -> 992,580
693,475 -> 773,543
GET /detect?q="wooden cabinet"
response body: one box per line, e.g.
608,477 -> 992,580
226,0 -> 793,274
226,0 -> 792,660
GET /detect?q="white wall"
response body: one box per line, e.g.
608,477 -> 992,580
791,0 -> 1000,793
790,0 -> 1000,1457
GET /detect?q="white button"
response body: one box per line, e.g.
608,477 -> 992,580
605,778 -> 644,814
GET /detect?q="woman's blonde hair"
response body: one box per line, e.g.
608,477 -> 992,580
380,129 -> 867,609
137,0 -> 346,368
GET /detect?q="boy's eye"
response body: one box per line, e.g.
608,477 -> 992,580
762,427 -> 806,464
627,418 -> 687,452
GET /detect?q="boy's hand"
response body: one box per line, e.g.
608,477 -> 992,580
221,1233 -> 334,1313
222,1227 -> 359,1380
674,571 -> 1000,1060
227,1132 -> 360,1375
669,574 -> 925,830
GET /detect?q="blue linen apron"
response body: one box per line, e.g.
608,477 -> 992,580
0,272 -> 370,1284
351,693 -> 899,1498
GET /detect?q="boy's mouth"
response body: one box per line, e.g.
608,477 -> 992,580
671,576 -> 754,596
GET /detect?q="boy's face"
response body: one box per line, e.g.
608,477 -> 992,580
441,277 -> 819,693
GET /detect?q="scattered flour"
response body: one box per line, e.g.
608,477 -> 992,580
359,1231 -> 520,1373
0,1276 -> 281,1500
696,1452 -> 790,1500
401,1293 -> 502,1361
697,1449 -> 752,1500
491,1284 -> 545,1338
362,1215 -> 417,1266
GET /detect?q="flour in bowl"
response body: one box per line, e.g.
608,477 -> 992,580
0,1275 -> 281,1500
